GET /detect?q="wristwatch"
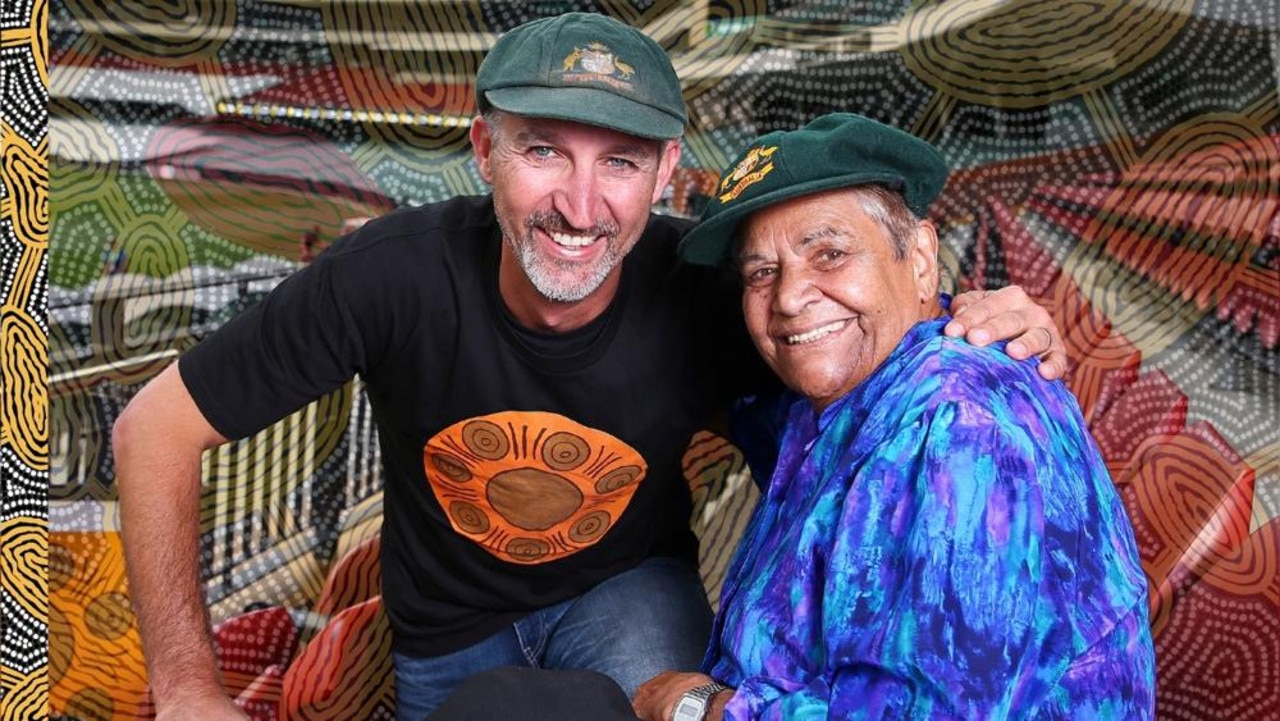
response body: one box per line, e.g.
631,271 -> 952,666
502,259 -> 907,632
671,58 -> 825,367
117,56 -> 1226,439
671,681 -> 730,721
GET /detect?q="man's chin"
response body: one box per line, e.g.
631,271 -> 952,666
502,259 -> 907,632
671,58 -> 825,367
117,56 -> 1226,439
531,281 -> 599,304
525,263 -> 613,304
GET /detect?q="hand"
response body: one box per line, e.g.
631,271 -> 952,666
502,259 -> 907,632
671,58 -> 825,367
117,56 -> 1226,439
155,693 -> 250,721
633,670 -> 720,721
945,286 -> 1067,380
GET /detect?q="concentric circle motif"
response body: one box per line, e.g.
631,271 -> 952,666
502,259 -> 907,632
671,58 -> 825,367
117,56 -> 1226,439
901,0 -> 1193,109
318,1 -> 479,169
423,411 -> 648,564
461,419 -> 511,461
1066,115 -> 1279,356
62,0 -> 234,66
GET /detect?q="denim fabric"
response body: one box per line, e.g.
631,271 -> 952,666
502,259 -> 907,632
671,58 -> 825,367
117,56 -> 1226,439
395,557 -> 712,720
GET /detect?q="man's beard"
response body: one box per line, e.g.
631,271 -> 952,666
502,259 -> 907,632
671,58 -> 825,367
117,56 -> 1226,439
505,210 -> 625,303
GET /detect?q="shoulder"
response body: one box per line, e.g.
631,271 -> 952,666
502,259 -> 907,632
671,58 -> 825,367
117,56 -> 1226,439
903,328 -> 1059,410
310,196 -> 497,288
326,195 -> 497,260
866,322 -> 1084,448
626,212 -> 694,270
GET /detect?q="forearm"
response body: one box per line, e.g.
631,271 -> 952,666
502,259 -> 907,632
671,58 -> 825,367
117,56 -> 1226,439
117,441 -> 223,704
113,364 -> 239,714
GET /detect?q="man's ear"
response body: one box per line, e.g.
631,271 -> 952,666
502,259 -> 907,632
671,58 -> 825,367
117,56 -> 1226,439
911,220 -> 940,302
650,139 -> 683,205
470,115 -> 494,183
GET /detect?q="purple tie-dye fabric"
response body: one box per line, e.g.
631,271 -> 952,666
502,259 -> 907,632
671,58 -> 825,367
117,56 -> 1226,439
706,318 -> 1155,719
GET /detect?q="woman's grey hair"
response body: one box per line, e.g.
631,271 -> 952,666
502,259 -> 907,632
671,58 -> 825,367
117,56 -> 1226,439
849,184 -> 922,262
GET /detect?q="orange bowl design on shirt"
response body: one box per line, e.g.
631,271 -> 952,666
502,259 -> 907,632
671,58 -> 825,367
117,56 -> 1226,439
423,411 -> 647,564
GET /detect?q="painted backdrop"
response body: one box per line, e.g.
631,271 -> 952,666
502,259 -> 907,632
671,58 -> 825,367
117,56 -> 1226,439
26,1 -> 1280,719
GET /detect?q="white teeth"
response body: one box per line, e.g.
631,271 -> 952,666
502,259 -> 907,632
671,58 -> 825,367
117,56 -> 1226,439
785,321 -> 846,345
550,231 -> 597,247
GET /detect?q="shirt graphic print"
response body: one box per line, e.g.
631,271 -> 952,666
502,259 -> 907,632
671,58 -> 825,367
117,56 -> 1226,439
424,411 -> 647,564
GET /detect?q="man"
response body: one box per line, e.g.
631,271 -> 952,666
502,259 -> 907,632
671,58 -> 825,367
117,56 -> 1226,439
113,14 -> 1067,720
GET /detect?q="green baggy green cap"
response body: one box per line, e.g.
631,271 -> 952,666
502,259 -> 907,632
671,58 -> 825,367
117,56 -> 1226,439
679,112 -> 948,267
475,13 -> 687,140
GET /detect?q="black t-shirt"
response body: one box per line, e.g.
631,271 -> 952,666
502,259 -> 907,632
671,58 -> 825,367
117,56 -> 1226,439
180,195 -> 765,656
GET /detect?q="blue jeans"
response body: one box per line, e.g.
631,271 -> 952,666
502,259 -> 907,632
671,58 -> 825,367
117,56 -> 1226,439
394,557 -> 712,720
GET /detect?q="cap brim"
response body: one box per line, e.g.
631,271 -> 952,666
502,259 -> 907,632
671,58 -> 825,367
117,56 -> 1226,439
484,85 -> 685,140
678,172 -> 908,267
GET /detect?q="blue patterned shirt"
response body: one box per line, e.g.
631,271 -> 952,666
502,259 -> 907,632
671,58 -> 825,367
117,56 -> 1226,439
707,318 -> 1155,719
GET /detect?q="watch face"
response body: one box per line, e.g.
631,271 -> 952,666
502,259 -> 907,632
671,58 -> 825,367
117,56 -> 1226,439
672,696 -> 704,721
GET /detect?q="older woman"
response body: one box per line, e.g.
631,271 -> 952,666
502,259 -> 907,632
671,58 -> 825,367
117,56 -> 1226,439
632,113 -> 1155,720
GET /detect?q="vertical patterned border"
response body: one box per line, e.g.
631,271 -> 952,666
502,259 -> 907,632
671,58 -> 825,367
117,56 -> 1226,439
1,0 -> 49,717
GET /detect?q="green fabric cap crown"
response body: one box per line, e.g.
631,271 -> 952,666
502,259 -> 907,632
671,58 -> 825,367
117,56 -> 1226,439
679,112 -> 948,267
475,13 -> 687,140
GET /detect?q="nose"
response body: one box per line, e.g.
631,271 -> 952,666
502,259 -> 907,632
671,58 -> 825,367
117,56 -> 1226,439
773,265 -> 821,317
553,164 -> 602,230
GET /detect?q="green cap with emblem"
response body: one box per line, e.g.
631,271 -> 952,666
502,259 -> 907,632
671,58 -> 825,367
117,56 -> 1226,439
678,112 -> 948,267
475,13 -> 687,140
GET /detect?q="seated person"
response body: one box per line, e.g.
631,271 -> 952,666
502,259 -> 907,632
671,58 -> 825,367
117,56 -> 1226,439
427,113 -> 1153,721
630,113 -> 1156,720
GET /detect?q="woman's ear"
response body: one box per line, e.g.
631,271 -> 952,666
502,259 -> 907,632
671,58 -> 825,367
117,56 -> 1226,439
912,220 -> 940,302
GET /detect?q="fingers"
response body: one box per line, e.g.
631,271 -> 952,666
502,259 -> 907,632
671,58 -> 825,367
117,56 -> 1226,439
1006,324 -> 1068,380
945,287 -> 1031,344
953,306 -> 1036,348
944,286 -> 1070,381
1032,325 -> 1068,380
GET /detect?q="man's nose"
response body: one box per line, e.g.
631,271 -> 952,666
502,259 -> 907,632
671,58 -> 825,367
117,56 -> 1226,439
553,165 -> 602,230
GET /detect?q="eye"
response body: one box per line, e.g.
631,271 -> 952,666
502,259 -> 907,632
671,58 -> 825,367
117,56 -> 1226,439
742,265 -> 777,287
605,156 -> 640,172
815,247 -> 850,267
528,146 -> 557,159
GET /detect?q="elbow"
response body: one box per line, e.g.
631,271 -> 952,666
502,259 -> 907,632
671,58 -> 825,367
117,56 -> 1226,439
111,395 -> 149,488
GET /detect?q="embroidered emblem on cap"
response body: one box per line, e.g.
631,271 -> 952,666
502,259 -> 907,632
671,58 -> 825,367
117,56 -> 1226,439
561,42 -> 636,90
718,145 -> 778,203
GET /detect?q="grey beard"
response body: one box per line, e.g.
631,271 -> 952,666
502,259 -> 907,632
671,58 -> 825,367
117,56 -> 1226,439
514,236 -> 618,303
502,210 -> 623,303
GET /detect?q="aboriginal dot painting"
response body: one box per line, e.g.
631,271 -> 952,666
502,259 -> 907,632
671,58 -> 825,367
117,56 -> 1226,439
6,1 -> 1271,719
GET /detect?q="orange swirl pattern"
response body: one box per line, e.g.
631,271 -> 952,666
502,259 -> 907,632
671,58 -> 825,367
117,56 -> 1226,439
48,532 -> 149,720
280,597 -> 395,720
1127,432 -> 1255,586
2,311 -> 49,471
312,535 -> 381,619
3,0 -> 49,712
901,0 -> 1194,108
3,129 -> 48,247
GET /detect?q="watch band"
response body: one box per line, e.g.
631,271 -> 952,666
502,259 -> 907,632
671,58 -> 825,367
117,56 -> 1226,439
671,681 -> 730,721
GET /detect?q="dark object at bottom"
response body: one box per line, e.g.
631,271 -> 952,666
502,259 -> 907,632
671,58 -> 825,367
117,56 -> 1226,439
427,666 -> 641,721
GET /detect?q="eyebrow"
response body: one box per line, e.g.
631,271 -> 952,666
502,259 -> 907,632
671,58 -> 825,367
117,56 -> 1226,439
800,226 -> 844,244
512,128 -> 559,145
736,224 -> 847,267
